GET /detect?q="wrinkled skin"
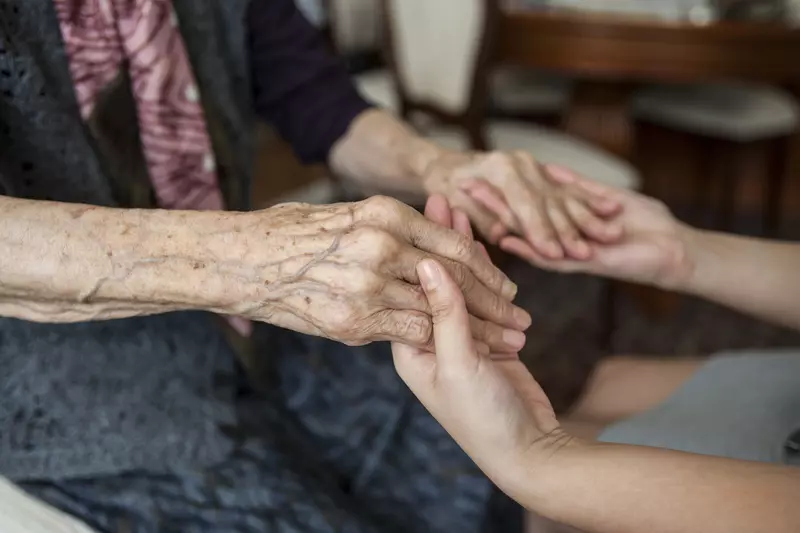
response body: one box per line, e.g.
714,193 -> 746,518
233,195 -> 531,352
423,151 -> 624,260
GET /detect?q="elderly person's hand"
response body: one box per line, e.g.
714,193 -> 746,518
224,195 -> 530,352
467,165 -> 694,290
422,150 -> 624,260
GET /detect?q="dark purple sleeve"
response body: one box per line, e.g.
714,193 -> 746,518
247,0 -> 372,164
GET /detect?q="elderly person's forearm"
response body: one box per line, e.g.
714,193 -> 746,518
0,195 -> 250,322
329,109 -> 444,197
0,195 -> 526,352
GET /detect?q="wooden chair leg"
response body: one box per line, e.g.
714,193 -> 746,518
598,280 -> 616,354
695,137 -> 718,228
764,136 -> 791,237
717,140 -> 748,232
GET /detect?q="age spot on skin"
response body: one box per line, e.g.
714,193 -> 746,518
69,206 -> 95,220
305,296 -> 311,305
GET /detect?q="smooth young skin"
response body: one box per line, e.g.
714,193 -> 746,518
393,196 -> 800,533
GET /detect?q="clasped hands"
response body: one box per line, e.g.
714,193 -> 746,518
226,148 -> 690,360
392,159 -> 697,503
227,151 -> 633,354
219,151 -> 695,495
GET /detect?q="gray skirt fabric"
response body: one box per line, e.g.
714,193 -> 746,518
599,351 -> 800,464
19,326 -> 521,533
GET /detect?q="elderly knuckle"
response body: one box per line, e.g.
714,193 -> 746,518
400,314 -> 433,344
487,293 -> 508,316
329,315 -> 354,335
453,234 -> 475,261
362,195 -> 403,221
327,307 -> 363,338
352,226 -> 398,257
486,150 -> 508,165
485,152 -> 513,175
447,262 -> 470,289
351,272 -> 382,296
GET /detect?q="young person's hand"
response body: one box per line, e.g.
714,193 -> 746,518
393,195 -> 571,498
467,165 -> 697,290
392,257 -> 572,498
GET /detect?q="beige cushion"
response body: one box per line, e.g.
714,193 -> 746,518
425,122 -> 641,191
387,0 -> 484,115
634,83 -> 800,142
492,68 -> 572,114
0,477 -> 98,533
353,70 -> 398,112
544,0 -> 694,21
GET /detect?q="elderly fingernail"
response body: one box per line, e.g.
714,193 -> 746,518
514,307 -> 532,329
503,280 -> 518,300
418,260 -> 441,290
502,329 -> 526,349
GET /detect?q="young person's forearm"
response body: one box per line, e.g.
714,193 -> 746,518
328,109 -> 443,198
525,441 -> 800,533
0,195 -> 249,322
679,228 -> 800,331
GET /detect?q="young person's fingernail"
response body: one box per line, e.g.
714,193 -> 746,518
419,260 -> 441,290
544,242 -> 563,259
574,241 -> 591,257
502,329 -> 526,349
